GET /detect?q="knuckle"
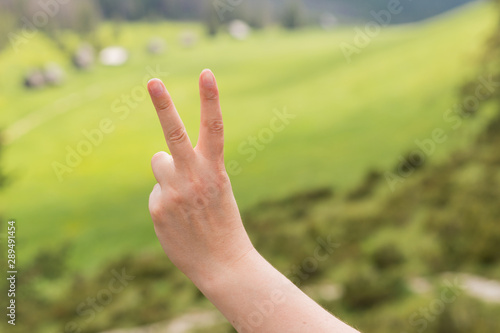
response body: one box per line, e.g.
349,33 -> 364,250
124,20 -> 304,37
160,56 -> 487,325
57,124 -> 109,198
214,171 -> 230,190
183,177 -> 204,197
158,173 -> 229,210
151,151 -> 167,165
149,201 -> 163,221
156,98 -> 173,112
201,172 -> 228,196
166,190 -> 184,205
204,89 -> 219,101
186,178 -> 215,206
191,190 -> 207,208
167,127 -> 187,144
190,179 -> 204,194
206,119 -> 224,134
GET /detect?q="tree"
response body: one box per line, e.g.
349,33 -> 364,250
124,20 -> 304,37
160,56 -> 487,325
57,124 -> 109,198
0,0 -> 19,51
246,0 -> 270,29
461,0 -> 500,112
281,0 -> 305,30
203,1 -> 220,37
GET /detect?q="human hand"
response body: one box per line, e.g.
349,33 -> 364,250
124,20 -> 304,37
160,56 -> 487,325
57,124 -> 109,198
147,70 -> 360,333
147,69 -> 255,288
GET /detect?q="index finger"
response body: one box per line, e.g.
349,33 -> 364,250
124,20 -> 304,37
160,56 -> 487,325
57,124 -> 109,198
148,79 -> 194,163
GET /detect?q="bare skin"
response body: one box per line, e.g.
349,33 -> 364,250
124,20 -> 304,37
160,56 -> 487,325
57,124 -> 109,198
147,69 -> 359,333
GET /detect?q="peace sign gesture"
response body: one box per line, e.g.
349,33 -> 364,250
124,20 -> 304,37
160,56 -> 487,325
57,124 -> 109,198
147,69 -> 254,285
148,69 -> 224,166
146,70 -> 359,333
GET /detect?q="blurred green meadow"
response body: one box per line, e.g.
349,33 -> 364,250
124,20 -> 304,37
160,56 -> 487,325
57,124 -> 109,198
0,2 -> 495,272
1,1 -> 500,332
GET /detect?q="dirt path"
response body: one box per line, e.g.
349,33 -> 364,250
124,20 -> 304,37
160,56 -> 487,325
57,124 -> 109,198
100,311 -> 224,333
457,273 -> 500,303
98,273 -> 500,333
4,84 -> 104,145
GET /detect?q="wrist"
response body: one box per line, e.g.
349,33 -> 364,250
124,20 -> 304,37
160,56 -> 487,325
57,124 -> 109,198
194,247 -> 264,298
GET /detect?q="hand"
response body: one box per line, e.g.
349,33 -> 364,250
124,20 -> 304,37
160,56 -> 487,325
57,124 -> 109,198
147,70 -> 359,333
147,69 -> 255,288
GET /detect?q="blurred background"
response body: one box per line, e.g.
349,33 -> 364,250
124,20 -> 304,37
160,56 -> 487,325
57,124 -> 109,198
0,0 -> 499,332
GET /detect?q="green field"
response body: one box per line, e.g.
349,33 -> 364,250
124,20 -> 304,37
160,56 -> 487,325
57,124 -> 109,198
0,1 -> 496,275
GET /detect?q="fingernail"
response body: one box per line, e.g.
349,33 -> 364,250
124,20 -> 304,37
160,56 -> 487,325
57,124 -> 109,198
148,79 -> 164,97
202,69 -> 215,88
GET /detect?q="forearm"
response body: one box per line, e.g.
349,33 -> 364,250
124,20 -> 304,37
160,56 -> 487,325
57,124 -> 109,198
197,249 -> 359,333
147,71 -> 359,333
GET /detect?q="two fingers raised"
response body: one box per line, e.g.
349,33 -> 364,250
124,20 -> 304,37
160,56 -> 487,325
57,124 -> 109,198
147,69 -> 224,185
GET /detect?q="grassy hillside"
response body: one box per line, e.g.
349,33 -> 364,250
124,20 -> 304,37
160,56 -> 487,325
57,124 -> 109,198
1,3 -> 500,333
0,2 -> 495,275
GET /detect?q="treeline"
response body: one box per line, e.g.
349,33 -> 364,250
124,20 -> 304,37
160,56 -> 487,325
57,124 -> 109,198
0,0 -> 305,23
0,0 -> 205,22
0,0 -> 308,50
0,0 -> 479,51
